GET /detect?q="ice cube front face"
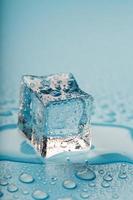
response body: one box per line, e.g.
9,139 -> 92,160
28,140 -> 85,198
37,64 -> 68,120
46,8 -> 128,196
18,73 -> 93,157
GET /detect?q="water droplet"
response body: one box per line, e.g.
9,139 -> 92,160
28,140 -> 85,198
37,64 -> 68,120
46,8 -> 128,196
103,173 -> 113,181
32,190 -> 49,200
88,181 -> 96,187
7,184 -> 18,193
63,179 -> 77,189
80,192 -> 90,199
101,181 -> 110,188
19,173 -> 34,183
0,178 -> 8,186
50,181 -> 56,185
82,188 -> 88,192
13,194 -> 19,199
51,177 -> 57,181
75,168 -> 96,181
0,191 -> 4,197
118,171 -> 127,179
112,194 -> 119,199
98,169 -> 104,175
21,189 -> 29,195
66,157 -> 70,162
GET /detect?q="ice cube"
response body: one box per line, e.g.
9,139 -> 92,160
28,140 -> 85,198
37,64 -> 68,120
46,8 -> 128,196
18,73 -> 93,157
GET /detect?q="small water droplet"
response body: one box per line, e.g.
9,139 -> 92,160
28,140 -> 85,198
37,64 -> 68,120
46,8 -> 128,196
13,194 -> 19,199
112,194 -> 119,199
80,192 -> 90,199
50,181 -> 56,185
7,184 -> 18,193
75,168 -> 96,181
88,181 -> 96,187
101,181 -> 110,188
118,171 -> 127,179
103,173 -> 113,182
66,157 -> 70,162
32,190 -> 49,200
0,178 -> 8,186
98,169 -> 104,175
51,177 -> 57,181
19,173 -> 34,183
21,189 -> 29,195
63,179 -> 77,189
82,188 -> 88,192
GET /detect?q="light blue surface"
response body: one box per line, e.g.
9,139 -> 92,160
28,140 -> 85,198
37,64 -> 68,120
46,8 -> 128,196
0,1 -> 133,199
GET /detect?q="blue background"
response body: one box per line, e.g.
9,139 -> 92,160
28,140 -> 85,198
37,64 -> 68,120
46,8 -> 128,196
1,0 -> 133,98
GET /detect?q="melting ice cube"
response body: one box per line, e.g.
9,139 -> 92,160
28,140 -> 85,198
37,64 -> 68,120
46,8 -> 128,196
18,73 -> 93,157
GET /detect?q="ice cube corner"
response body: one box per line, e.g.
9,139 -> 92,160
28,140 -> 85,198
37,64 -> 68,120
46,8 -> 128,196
18,73 -> 93,157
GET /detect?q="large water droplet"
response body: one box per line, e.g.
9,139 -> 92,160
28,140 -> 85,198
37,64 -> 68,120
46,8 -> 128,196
80,192 -> 90,199
103,173 -> 113,181
63,179 -> 77,189
75,168 -> 96,181
101,181 -> 110,188
32,190 -> 49,200
0,178 -> 8,186
19,173 -> 34,183
7,184 -> 18,193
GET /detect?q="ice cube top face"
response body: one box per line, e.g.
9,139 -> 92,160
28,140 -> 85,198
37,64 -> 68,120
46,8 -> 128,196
18,73 -> 93,138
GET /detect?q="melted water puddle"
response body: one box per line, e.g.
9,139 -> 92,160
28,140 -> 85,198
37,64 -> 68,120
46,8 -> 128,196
0,123 -> 133,164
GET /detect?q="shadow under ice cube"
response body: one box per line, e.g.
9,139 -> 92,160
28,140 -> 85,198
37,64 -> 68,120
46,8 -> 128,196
18,73 -> 93,157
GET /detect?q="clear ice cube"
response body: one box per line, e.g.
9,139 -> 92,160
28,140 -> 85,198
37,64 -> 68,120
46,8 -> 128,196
18,73 -> 93,157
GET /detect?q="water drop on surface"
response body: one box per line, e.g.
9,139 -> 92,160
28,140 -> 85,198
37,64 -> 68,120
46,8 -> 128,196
21,189 -> 29,195
101,181 -> 110,188
66,157 -> 70,162
51,177 -> 57,181
80,192 -> 90,199
13,194 -> 19,199
103,173 -> 113,181
118,171 -> 127,179
112,194 -> 119,199
19,173 -> 34,183
63,179 -> 77,189
32,190 -> 49,200
98,169 -> 104,175
75,168 -> 96,181
7,184 -> 18,192
88,181 -> 96,187
0,178 -> 8,186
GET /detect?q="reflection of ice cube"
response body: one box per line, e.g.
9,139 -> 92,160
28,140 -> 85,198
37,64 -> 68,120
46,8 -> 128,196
18,73 -> 93,157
